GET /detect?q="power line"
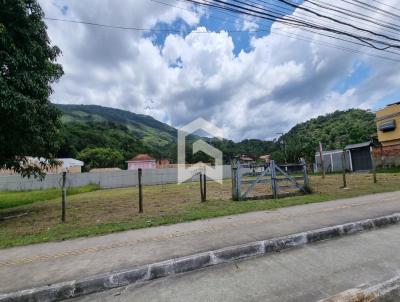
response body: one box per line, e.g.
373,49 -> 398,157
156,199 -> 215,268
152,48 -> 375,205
154,0 -> 400,61
371,0 -> 400,13
304,0 -> 400,33
277,0 -> 400,44
182,0 -> 400,50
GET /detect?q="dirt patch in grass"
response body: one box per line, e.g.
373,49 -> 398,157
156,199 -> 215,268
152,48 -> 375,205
0,173 -> 399,248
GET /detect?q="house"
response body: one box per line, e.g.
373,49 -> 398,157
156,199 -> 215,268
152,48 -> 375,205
314,142 -> 374,173
374,102 -> 400,167
259,155 -> 270,163
344,142 -> 373,171
240,154 -> 254,162
126,154 -> 156,170
58,158 -> 84,173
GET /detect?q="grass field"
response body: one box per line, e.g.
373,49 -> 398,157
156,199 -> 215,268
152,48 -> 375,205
0,173 -> 399,248
0,184 -> 100,209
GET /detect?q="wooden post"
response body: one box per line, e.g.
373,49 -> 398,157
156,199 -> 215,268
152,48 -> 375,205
301,158 -> 309,189
138,168 -> 143,213
341,151 -> 347,188
270,160 -> 278,199
203,173 -> 207,202
319,142 -> 325,179
236,160 -> 242,200
200,172 -> 204,202
61,171 -> 66,222
370,146 -> 377,184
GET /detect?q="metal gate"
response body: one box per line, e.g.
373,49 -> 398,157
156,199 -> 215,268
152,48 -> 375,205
231,159 -> 309,201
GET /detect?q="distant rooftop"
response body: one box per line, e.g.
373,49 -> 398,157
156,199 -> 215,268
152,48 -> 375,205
127,154 -> 155,162
57,158 -> 84,168
344,141 -> 372,150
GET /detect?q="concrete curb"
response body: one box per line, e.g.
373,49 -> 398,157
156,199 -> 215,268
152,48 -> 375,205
319,275 -> 400,301
1,213 -> 399,302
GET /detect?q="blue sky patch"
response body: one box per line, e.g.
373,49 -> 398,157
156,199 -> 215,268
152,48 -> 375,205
332,60 -> 371,94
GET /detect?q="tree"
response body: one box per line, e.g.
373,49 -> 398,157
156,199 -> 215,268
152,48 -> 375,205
77,148 -> 124,170
0,0 -> 63,177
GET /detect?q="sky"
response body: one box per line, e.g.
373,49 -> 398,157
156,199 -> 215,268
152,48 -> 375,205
39,0 -> 400,141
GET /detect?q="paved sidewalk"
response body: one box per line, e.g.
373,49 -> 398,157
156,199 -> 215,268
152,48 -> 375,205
0,191 -> 400,294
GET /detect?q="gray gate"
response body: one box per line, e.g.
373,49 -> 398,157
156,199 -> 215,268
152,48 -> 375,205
231,159 -> 309,201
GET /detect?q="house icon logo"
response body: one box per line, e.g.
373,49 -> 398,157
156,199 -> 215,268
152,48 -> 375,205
177,118 -> 224,184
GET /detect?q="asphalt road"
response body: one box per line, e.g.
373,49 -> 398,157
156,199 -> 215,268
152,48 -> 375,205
72,224 -> 400,302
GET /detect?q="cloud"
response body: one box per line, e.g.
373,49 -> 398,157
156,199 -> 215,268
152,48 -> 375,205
40,0 -> 400,141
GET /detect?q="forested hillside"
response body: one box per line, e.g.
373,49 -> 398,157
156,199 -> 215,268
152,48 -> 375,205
56,104 -> 376,169
276,109 -> 376,163
56,104 -> 177,169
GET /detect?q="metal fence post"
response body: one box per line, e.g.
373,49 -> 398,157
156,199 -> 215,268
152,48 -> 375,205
270,160 -> 278,199
61,171 -> 66,222
138,168 -> 143,213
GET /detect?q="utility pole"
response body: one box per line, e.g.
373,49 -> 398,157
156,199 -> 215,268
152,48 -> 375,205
319,142 -> 325,179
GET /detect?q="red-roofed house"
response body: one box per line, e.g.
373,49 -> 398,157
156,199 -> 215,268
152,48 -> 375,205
126,154 -> 156,170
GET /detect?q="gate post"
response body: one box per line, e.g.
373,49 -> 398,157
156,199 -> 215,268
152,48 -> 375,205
301,158 -> 309,190
231,159 -> 238,201
236,160 -> 242,200
231,157 -> 241,201
270,160 -> 278,199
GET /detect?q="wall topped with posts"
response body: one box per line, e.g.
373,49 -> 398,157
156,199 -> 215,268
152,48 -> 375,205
0,166 -> 233,191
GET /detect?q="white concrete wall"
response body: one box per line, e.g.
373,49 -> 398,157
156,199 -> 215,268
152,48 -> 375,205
0,166 -> 233,191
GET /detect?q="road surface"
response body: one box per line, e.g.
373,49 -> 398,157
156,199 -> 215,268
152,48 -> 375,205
72,224 -> 400,302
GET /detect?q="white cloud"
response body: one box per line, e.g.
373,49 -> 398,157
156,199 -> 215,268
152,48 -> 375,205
40,0 -> 400,141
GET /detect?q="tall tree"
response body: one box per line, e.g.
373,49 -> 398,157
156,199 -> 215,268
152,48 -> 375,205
0,0 -> 63,177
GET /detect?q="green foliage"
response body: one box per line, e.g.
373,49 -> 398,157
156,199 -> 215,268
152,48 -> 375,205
0,0 -> 64,178
77,147 -> 125,170
278,109 -> 376,163
0,184 -> 99,210
57,121 -> 146,159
